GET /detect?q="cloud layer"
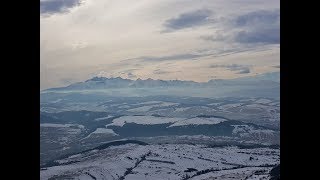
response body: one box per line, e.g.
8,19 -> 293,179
40,0 -> 280,89
40,0 -> 82,15
210,64 -> 251,74
163,9 -> 213,31
202,9 -> 280,45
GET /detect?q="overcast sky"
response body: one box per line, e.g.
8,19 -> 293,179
40,0 -> 280,90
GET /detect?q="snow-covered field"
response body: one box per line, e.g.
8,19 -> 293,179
40,76 -> 280,179
40,96 -> 279,128
255,99 -> 273,104
169,117 -> 227,127
174,107 -> 191,112
232,125 -> 275,135
127,102 -> 179,112
40,143 -> 279,180
40,96 -> 280,179
189,166 -> 272,180
94,115 -> 114,121
82,128 -> 119,140
106,116 -> 184,127
217,103 -> 244,111
106,116 -> 230,128
92,128 -> 118,135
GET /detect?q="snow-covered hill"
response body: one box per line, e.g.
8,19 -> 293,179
40,142 -> 279,180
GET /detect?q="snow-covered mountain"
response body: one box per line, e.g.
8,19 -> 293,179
45,72 -> 279,91
46,77 -> 202,91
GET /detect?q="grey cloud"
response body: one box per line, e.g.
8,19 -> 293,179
210,64 -> 251,74
139,49 -> 256,64
235,10 -> 280,27
210,64 -> 243,69
200,33 -> 226,42
233,10 -> 279,44
202,9 -> 279,45
236,68 -> 250,74
40,0 -> 82,15
141,53 -> 204,62
120,68 -> 139,73
163,9 -> 213,32
234,27 -> 279,44
153,69 -> 171,75
126,47 -> 267,68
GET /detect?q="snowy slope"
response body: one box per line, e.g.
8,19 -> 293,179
40,143 -> 279,180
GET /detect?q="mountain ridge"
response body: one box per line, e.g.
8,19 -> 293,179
44,72 -> 279,92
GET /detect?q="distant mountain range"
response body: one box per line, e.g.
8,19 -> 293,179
44,72 -> 279,91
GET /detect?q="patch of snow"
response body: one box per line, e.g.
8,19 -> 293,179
50,99 -> 63,103
62,147 -> 70,151
218,103 -> 244,110
245,104 -> 269,109
40,123 -> 84,129
232,125 -> 250,134
207,103 -> 221,106
118,105 -> 130,108
189,167 -> 272,180
106,116 -> 183,127
94,115 -> 114,121
169,117 -> 227,127
93,128 -> 118,135
174,107 -> 191,112
269,102 -> 279,106
128,102 -> 179,112
81,128 -> 119,140
232,125 -> 275,135
159,102 -> 179,107
255,98 -> 272,104
127,106 -> 154,112
134,101 -> 162,105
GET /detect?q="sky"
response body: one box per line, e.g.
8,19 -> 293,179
40,0 -> 280,90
